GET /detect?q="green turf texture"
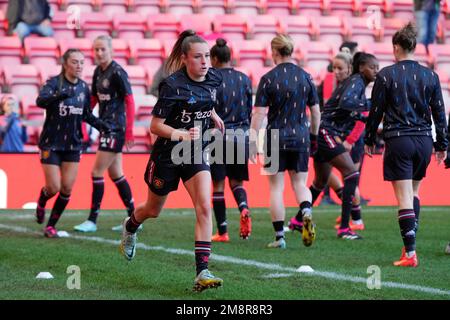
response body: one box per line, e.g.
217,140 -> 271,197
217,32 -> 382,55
0,206 -> 449,300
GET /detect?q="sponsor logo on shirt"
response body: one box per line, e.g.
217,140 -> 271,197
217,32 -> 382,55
59,104 -> 83,116
98,93 -> 111,101
187,96 -> 197,104
180,110 -> 212,123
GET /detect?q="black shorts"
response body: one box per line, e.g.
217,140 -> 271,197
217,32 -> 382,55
210,139 -> 249,181
144,158 -> 210,196
98,132 -> 125,153
264,149 -> 309,173
351,135 -> 365,164
313,128 -> 346,163
383,136 -> 433,181
39,149 -> 81,165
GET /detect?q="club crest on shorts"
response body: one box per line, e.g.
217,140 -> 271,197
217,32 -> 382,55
40,150 -> 50,160
153,177 -> 165,189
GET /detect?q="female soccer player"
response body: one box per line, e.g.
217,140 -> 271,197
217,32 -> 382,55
35,49 -> 109,238
309,52 -> 378,240
365,23 -> 448,267
120,30 -> 225,292
74,35 -> 136,233
209,38 -> 253,242
251,34 -> 321,249
333,52 -> 375,231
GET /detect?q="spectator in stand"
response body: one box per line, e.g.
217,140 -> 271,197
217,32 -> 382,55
0,94 -> 27,152
414,0 -> 441,53
6,0 -> 54,43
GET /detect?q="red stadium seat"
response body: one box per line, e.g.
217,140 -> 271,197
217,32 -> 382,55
250,66 -> 274,92
323,0 -> 362,17
0,37 -> 23,66
122,65 -> 149,95
51,11 -> 77,40
429,44 -> 450,72
2,65 -> 41,99
359,0 -> 393,18
314,16 -> 350,44
247,15 -> 283,42
59,0 -> 97,12
166,0 -> 200,14
297,0 -> 323,16
82,64 -> 97,86
21,95 -> 43,120
179,14 -> 212,36
78,12 -> 113,40
0,0 -> 9,12
213,15 -> 251,40
136,106 -> 154,122
295,41 -> 335,73
129,39 -> 165,70
227,0 -> 263,15
390,0 -> 414,19
347,16 -> 382,44
132,0 -> 166,15
198,0 -> 227,14
362,42 -> 393,69
444,20 -> 450,44
231,39 -> 271,69
279,15 -> 315,43
410,43 -> 432,67
38,65 -> 62,84
0,9 -> 7,36
443,0 -> 450,18
112,13 -> 147,39
147,13 -> 180,40
263,0 -> 300,15
98,0 -> 131,17
112,39 -> 130,66
378,17 -> 407,43
133,126 -> 152,150
59,38 -> 94,65
23,38 -> 59,69
435,69 -> 449,85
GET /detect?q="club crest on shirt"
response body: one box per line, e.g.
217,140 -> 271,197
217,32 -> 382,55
210,89 -> 217,102
102,79 -> 110,89
78,92 -> 85,103
153,177 -> 165,189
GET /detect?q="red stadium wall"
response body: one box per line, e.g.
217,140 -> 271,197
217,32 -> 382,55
0,153 -> 449,209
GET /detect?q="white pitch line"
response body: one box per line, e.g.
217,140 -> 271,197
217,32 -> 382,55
0,223 -> 449,297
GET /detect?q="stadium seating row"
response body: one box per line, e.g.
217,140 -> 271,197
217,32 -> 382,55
0,0 -> 448,18
1,9 -> 449,44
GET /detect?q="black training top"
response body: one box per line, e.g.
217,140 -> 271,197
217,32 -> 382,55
255,62 -> 319,152
92,60 -> 133,137
215,67 -> 253,131
151,67 -> 223,162
365,60 -> 448,151
320,73 -> 370,139
37,75 -> 107,151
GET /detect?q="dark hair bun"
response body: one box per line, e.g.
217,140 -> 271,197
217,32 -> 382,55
216,38 -> 227,47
